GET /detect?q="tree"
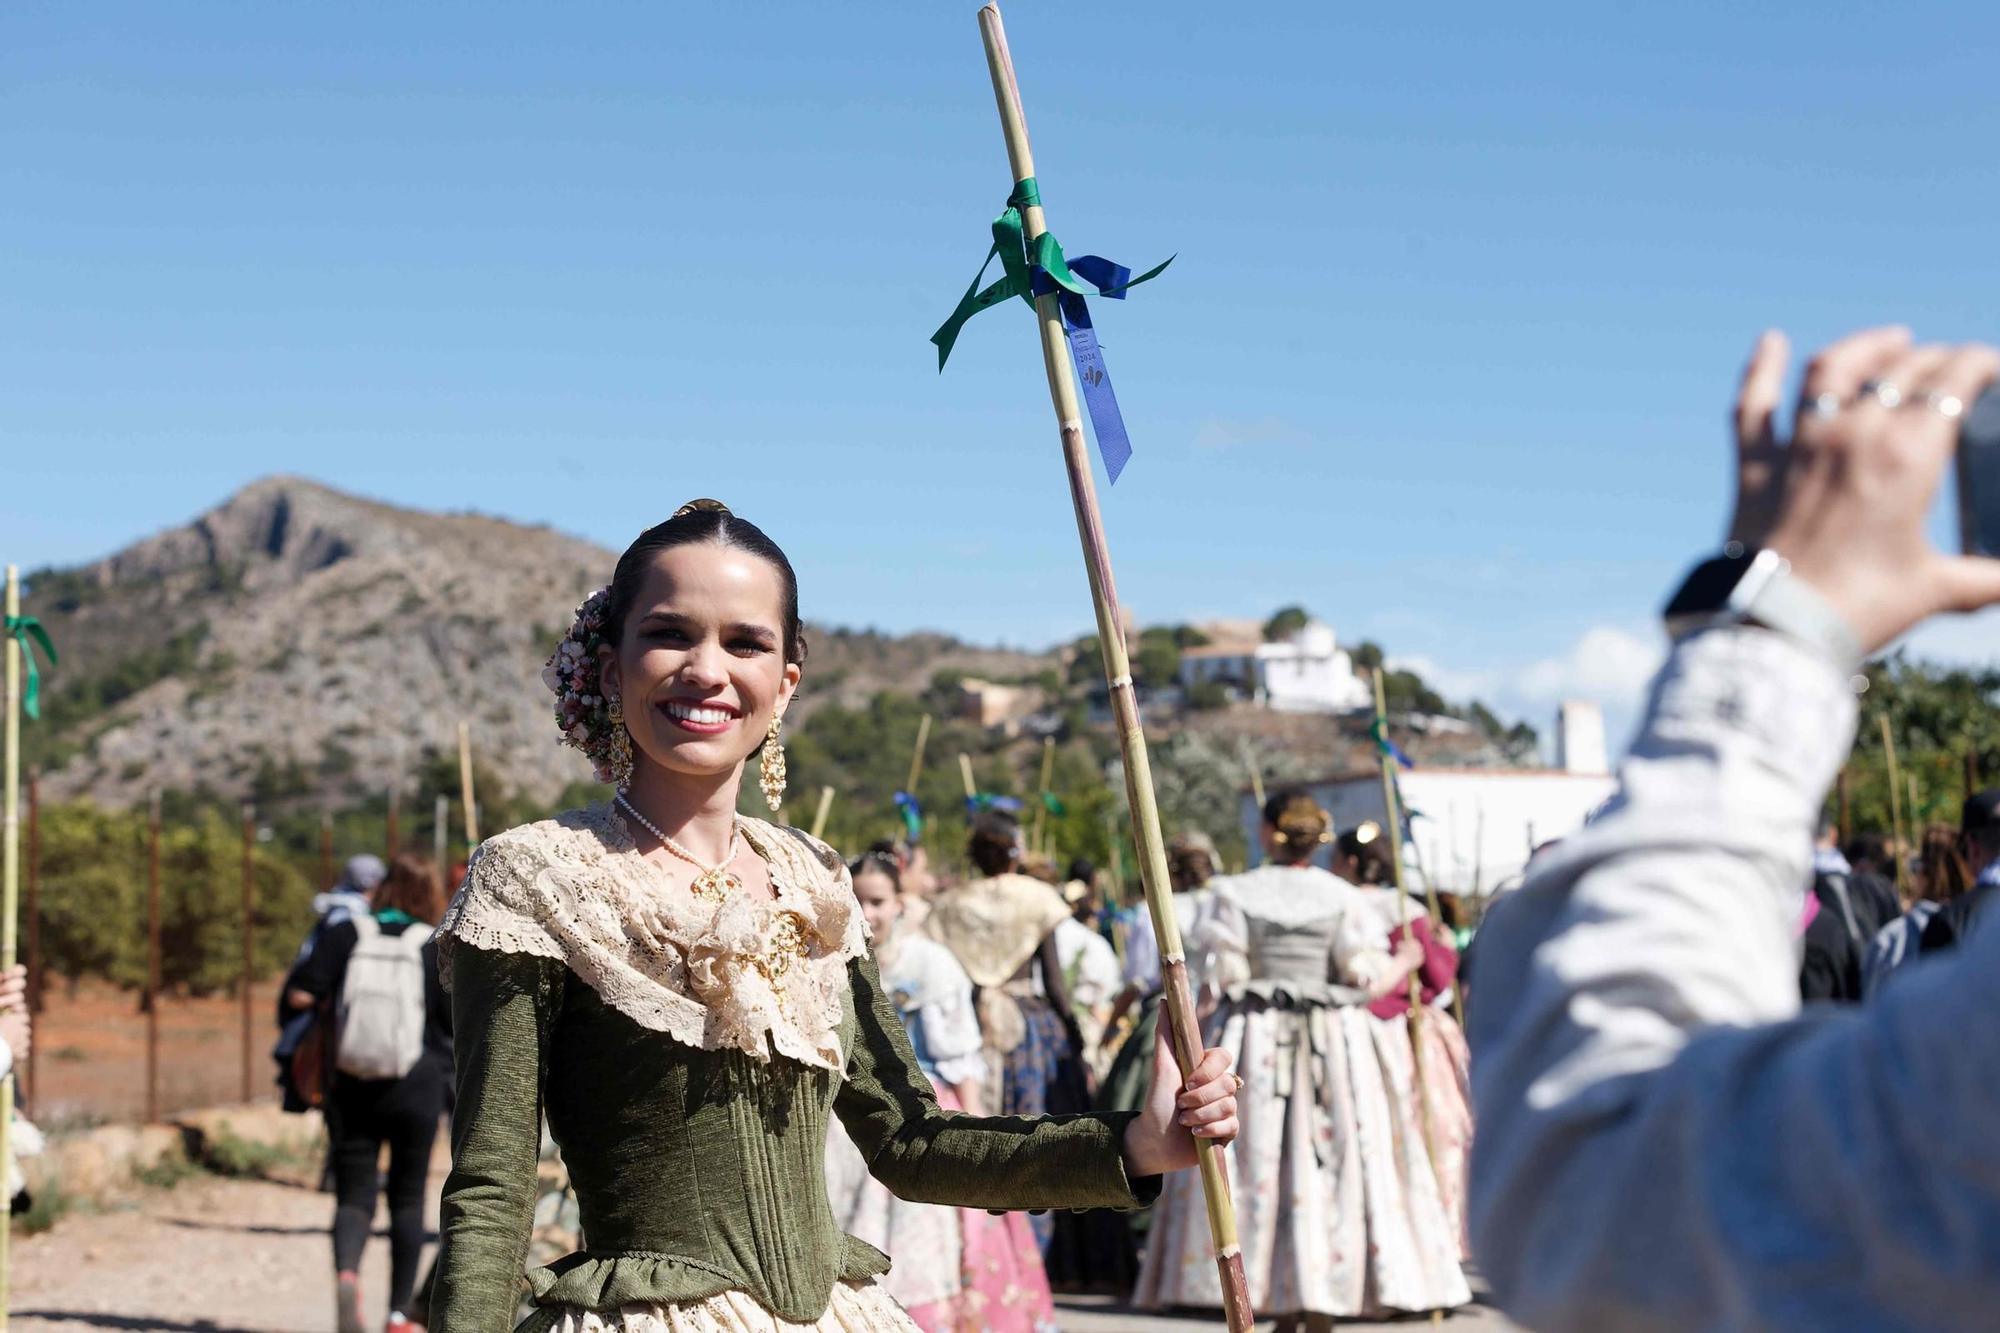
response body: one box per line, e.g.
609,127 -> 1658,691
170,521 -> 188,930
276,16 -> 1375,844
1187,680 -> 1231,711
36,801 -> 314,998
1262,606 -> 1310,643
1351,640 -> 1385,672
1132,627 -> 1183,691
1843,652 -> 2000,839
1382,667 -> 1448,717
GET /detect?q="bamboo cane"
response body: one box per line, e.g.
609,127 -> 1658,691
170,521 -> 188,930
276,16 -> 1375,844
1371,670 -> 1447,1328
241,802 -> 255,1103
1,566 -> 19,1328
1030,735 -> 1056,854
958,753 -> 978,805
968,10 -> 1250,1324
809,785 -> 836,842
907,713 -> 933,794
1881,715 -> 1905,888
320,809 -> 334,892
457,720 -> 480,852
25,771 -> 39,1112
146,791 -> 162,1124
1238,738 -> 1266,811
434,793 -> 451,893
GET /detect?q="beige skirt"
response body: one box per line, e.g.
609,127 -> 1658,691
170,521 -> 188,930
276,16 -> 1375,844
545,1280 -> 919,1333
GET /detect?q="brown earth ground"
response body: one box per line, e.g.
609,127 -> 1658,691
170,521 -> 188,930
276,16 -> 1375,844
12,1151 -> 1516,1333
19,984 -> 1515,1329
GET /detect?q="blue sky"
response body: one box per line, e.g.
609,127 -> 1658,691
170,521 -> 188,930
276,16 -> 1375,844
7,1 -> 2000,748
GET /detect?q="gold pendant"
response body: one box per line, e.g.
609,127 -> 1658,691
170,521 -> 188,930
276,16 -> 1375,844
753,910 -> 810,999
689,867 -> 744,903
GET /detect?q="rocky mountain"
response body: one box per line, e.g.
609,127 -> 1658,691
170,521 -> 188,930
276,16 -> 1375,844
24,477 -> 1056,809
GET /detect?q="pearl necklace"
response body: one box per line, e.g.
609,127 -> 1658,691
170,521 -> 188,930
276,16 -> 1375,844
616,793 -> 745,903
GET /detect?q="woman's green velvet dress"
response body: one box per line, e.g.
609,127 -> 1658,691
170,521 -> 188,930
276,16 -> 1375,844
429,807 -> 1158,1333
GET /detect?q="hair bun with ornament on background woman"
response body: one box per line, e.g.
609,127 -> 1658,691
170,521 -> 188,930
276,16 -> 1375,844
540,498 -> 807,796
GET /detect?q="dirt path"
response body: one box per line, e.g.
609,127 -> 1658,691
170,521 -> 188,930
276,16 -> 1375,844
13,1165 -> 1515,1332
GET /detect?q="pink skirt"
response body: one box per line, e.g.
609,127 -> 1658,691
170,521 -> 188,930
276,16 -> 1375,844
825,1080 -> 1058,1333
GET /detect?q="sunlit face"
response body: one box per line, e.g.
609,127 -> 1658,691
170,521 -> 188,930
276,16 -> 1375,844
853,867 -> 902,939
903,845 -> 937,900
598,542 -> 801,786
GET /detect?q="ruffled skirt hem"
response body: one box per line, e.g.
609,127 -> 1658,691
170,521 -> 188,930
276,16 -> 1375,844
540,1279 -> 919,1333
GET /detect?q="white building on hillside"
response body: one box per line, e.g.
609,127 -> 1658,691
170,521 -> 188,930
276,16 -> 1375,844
1178,618 -> 1371,713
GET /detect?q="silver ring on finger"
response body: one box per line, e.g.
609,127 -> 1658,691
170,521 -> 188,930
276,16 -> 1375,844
1915,389 -> 1966,420
1802,392 -> 1844,421
1857,379 -> 1905,409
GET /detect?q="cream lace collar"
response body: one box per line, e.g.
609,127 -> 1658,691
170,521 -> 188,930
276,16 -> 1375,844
437,801 -> 869,1073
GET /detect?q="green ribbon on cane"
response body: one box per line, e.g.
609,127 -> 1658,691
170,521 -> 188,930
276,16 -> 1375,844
930,177 -> 1172,371
4,615 -> 57,721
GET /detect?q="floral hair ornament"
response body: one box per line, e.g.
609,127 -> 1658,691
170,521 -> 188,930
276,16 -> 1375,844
543,585 -> 631,787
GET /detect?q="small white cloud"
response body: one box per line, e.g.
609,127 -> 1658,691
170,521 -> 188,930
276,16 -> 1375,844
1390,623 -> 1665,759
1192,416 -> 1313,450
1513,626 -> 1665,708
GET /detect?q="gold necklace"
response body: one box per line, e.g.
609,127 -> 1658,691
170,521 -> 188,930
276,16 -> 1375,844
616,794 -> 744,902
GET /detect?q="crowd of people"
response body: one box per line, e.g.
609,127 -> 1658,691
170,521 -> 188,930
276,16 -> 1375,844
253,322 -> 2000,1333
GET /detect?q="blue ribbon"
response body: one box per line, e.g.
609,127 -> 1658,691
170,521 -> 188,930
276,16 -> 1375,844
1035,255 -> 1138,484
893,790 -> 924,843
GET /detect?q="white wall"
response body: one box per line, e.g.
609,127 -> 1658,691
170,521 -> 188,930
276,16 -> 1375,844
1240,768 -> 1617,894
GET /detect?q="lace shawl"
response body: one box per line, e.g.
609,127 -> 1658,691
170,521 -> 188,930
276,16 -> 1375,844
437,802 -> 869,1073
922,873 -> 1070,990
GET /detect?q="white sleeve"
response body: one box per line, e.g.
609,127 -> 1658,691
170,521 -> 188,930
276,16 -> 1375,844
1196,889 -> 1251,990
1467,626 -> 2000,1332
1077,932 -> 1122,1007
916,944 -> 987,1088
1332,892 -> 1394,989
0,1037 -> 13,1084
1122,909 -> 1162,990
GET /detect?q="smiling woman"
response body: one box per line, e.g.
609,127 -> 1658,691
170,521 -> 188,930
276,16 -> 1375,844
427,499 -> 1244,1333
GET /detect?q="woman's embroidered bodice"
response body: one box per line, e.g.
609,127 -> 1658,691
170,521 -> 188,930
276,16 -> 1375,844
429,805 -> 1157,1333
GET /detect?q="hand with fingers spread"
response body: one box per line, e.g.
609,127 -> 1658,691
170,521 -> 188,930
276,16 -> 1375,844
1731,326 -> 2000,654
1120,1012 -> 1238,1176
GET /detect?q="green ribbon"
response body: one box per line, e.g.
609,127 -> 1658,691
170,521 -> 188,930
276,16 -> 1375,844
931,177 -> 1172,371
3,615 -> 57,721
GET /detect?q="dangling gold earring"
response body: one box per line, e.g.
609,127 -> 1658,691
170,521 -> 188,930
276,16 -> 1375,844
606,693 -> 635,789
759,713 -> 787,813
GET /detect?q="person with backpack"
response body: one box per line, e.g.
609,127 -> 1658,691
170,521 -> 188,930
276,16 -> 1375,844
288,853 -> 452,1333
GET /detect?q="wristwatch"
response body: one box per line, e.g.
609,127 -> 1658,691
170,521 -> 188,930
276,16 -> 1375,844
1662,546 -> 1862,672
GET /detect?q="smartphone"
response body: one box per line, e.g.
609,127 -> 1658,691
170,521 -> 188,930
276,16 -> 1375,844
1958,387 -> 2000,556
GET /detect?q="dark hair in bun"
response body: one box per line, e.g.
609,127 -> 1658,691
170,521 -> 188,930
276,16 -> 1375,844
1263,788 -> 1331,866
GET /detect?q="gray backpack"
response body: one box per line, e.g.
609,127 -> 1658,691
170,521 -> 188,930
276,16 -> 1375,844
334,915 -> 433,1080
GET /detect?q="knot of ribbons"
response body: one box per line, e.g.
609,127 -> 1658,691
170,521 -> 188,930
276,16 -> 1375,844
931,176 -> 1172,485
1369,718 -> 1415,772
892,790 -> 924,843
4,615 -> 57,721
